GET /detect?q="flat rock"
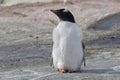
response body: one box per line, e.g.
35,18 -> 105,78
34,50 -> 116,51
0,1 -> 120,80
0,44 -> 120,80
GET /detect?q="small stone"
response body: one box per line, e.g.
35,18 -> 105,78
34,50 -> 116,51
29,35 -> 34,38
10,63 -> 14,66
35,36 -> 39,39
110,36 -> 116,39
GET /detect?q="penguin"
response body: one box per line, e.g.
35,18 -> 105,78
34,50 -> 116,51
50,9 -> 86,73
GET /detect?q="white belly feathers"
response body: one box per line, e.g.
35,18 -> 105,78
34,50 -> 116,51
52,21 -> 83,71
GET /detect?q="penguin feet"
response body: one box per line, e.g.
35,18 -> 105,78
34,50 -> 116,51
58,68 -> 66,73
58,68 -> 74,73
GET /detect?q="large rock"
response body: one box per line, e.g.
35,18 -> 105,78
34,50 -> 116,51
3,0 -> 63,6
88,13 -> 120,30
0,0 -> 4,4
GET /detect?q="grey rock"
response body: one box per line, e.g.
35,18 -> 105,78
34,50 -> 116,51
0,0 -> 4,4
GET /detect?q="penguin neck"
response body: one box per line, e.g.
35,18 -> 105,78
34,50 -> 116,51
60,19 -> 75,23
58,21 -> 76,28
59,21 -> 75,24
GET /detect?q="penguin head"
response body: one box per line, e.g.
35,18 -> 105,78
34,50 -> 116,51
50,9 -> 75,23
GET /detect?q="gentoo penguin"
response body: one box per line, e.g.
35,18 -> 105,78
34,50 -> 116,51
51,9 -> 86,73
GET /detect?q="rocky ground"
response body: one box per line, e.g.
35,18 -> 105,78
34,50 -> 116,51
0,0 -> 120,80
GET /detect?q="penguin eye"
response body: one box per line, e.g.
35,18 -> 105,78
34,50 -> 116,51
63,9 -> 68,13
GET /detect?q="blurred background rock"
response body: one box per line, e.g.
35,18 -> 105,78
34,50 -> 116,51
0,0 -> 64,6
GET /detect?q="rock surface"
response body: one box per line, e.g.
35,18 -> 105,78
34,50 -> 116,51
0,0 -> 120,80
0,44 -> 120,80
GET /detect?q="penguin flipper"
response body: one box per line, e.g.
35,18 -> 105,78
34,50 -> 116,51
82,42 -> 86,66
50,41 -> 54,67
50,55 -> 54,67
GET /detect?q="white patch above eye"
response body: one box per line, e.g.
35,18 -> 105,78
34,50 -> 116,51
63,9 -> 68,13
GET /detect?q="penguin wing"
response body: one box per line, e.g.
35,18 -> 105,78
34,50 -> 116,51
76,25 -> 86,66
51,28 -> 60,67
75,25 -> 86,66
82,42 -> 86,66
50,55 -> 53,67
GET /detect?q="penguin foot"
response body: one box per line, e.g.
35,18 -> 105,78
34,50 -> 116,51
58,68 -> 74,73
58,68 -> 66,73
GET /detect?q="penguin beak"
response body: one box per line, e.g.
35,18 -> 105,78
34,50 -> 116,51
50,9 -> 58,14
